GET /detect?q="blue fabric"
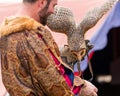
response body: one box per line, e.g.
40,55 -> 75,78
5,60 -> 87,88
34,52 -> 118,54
90,1 -> 120,52
65,67 -> 74,84
75,94 -> 78,96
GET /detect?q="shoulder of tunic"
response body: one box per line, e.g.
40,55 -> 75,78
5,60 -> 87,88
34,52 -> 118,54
0,16 -> 44,37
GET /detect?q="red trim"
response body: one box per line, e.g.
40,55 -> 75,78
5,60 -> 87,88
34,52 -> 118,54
37,33 -> 81,95
89,51 -> 94,59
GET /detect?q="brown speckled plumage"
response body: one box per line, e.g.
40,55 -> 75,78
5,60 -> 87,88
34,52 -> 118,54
47,0 -> 118,66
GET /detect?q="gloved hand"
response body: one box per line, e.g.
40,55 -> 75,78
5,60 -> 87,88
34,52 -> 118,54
79,80 -> 98,96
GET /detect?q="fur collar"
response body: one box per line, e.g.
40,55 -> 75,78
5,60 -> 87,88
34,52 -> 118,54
0,16 -> 43,37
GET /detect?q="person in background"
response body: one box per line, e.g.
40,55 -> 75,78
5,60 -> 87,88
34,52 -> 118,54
0,0 -> 97,96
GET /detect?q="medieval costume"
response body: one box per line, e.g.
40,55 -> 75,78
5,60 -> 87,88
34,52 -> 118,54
0,16 -> 84,96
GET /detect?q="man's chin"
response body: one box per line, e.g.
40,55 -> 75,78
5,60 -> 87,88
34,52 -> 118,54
42,23 -> 47,26
40,20 -> 47,26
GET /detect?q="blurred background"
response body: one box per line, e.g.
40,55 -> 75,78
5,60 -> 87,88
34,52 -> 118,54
0,0 -> 120,96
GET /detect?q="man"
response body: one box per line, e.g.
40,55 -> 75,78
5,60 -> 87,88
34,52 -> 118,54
0,0 -> 97,96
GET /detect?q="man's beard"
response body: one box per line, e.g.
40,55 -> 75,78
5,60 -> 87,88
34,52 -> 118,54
39,3 -> 51,26
40,15 -> 48,26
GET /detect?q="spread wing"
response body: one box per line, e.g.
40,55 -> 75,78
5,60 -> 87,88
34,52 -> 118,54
77,0 -> 118,35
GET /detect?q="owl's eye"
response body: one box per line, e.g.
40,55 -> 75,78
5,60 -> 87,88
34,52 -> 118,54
71,51 -> 77,57
79,48 -> 86,57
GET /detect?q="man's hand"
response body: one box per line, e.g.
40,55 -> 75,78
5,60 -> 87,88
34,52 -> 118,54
79,80 -> 98,96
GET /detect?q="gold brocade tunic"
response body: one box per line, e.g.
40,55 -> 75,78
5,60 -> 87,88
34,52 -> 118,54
0,17 -> 83,96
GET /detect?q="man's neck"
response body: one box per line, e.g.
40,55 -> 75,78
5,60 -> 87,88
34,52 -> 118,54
15,3 -> 39,22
